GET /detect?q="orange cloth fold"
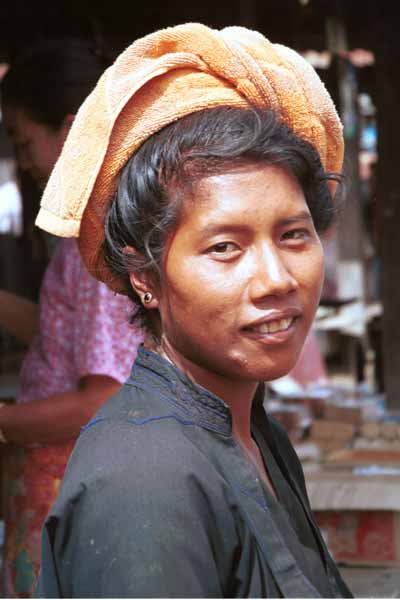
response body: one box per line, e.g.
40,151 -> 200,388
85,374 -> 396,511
35,23 -> 343,293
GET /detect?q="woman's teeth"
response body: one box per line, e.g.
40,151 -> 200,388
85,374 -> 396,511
252,317 -> 293,334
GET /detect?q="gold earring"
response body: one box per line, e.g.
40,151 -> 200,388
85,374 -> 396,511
143,292 -> 153,304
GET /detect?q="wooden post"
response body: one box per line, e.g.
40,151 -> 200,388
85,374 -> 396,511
326,17 -> 365,304
374,16 -> 400,408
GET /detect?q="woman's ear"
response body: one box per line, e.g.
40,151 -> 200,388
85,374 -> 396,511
129,272 -> 159,309
124,246 -> 159,309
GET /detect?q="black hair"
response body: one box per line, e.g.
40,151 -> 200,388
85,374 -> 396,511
103,106 -> 343,338
1,38 -> 108,128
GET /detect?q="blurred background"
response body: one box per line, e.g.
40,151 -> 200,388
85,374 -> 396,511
0,0 -> 400,595
0,0 -> 393,396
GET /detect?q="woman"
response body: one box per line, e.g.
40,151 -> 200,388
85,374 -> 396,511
35,25 -> 352,597
0,40 -> 142,597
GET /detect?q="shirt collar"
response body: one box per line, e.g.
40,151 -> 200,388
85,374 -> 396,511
128,345 -> 266,437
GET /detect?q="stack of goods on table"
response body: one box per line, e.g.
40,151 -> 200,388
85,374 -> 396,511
265,382 -> 400,567
308,390 -> 385,459
264,382 -> 387,461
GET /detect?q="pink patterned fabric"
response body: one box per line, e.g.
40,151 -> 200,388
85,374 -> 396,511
18,238 -> 143,404
3,238 -> 143,597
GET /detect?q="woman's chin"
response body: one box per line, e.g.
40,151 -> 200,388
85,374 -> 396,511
224,354 -> 300,385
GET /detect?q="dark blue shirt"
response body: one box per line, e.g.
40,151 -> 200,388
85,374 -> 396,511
36,346 -> 352,598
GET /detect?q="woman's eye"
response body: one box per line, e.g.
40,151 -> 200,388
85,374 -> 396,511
281,229 -> 310,243
209,242 -> 240,255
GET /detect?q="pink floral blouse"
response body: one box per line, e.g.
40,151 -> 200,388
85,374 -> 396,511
18,238 -> 143,404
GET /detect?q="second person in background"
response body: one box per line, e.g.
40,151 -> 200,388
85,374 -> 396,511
0,39 -> 143,597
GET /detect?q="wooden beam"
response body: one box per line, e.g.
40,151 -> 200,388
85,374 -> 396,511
374,15 -> 400,408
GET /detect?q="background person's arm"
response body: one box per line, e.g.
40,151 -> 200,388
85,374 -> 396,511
0,289 -> 39,344
0,374 -> 121,444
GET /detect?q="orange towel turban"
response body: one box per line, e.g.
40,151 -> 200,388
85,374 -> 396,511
35,23 -> 343,292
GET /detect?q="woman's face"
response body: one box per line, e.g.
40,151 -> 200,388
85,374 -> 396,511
153,164 -> 324,385
3,105 -> 67,189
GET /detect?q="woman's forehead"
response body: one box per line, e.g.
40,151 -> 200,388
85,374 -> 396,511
179,165 -> 308,228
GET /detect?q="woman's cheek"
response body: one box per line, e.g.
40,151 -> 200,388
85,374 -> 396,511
307,253 -> 325,304
294,251 -> 324,302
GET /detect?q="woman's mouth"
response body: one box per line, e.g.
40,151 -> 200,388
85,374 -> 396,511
245,317 -> 293,334
241,315 -> 299,345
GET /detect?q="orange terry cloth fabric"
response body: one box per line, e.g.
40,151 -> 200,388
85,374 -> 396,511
35,23 -> 343,293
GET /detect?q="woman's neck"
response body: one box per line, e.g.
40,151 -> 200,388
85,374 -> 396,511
152,337 -> 258,446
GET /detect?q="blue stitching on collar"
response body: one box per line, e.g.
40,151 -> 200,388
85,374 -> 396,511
127,380 -> 231,436
127,414 -> 197,427
126,380 -> 193,417
81,416 -> 106,432
81,413 -> 199,433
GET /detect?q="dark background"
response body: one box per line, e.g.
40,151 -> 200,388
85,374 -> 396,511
0,0 -> 388,60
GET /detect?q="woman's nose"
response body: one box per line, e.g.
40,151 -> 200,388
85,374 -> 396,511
249,244 -> 298,300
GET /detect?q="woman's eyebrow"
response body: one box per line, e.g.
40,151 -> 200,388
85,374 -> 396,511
199,223 -> 250,237
279,211 -> 313,225
197,211 -> 313,238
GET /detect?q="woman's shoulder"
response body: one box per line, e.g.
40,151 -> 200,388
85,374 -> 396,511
41,384 -> 239,599
54,383 -> 226,513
